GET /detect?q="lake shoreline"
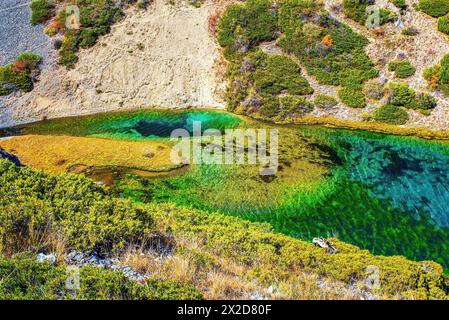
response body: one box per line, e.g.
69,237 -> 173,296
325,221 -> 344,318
2,107 -> 449,142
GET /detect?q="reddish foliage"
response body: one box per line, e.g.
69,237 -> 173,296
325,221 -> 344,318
208,13 -> 219,35
49,18 -> 63,30
372,28 -> 385,37
12,60 -> 28,73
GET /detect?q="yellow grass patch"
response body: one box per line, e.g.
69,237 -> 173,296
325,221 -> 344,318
287,115 -> 449,140
0,135 -> 177,174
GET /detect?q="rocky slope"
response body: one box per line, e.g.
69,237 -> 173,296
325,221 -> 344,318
0,0 -> 227,127
1,0 -> 449,131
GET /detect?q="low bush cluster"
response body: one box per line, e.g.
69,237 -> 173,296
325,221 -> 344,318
30,0 -> 133,68
217,0 -> 277,58
363,79 -> 385,100
387,60 -> 416,78
438,15 -> 449,35
401,27 -> 419,36
343,0 -> 397,26
338,86 -> 366,108
392,0 -> 407,10
219,0 -> 379,115
388,82 -> 437,113
30,0 -> 54,25
423,53 -> 449,95
373,103 -> 409,124
418,0 -> 449,17
313,94 -> 338,109
0,52 -> 42,96
0,254 -> 202,300
226,49 -> 314,119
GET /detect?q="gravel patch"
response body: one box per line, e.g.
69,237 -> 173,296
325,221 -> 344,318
0,0 -> 53,66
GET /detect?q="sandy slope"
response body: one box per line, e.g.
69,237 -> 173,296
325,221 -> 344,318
0,0 -> 226,127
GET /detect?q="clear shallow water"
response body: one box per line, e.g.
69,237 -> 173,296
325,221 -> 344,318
8,109 -> 242,140
5,110 -> 449,268
334,133 -> 449,227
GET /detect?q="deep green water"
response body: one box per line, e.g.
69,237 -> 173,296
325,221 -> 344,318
5,110 -> 449,269
7,109 -> 242,140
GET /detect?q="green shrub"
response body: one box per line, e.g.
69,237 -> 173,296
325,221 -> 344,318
277,1 -> 377,87
363,80 -> 385,100
30,0 -> 54,25
217,0 -> 277,57
418,0 -> 449,17
425,54 -> 449,95
343,0 -> 395,25
0,87 -> 12,96
0,160 -> 152,254
438,15 -> 449,34
0,159 -> 448,299
401,27 -> 419,36
224,50 -> 313,118
254,55 -> 313,96
338,87 -> 366,108
0,52 -> 42,95
379,8 -> 398,25
373,104 -> 409,124
49,0 -> 126,67
387,82 -> 436,112
343,0 -> 372,24
412,93 -> 437,110
388,60 -> 416,78
439,53 -> 449,83
423,65 -> 440,84
16,52 -> 42,69
393,0 -> 407,9
0,254 -> 202,300
277,95 -> 314,117
313,94 -> 338,109
389,82 -> 415,107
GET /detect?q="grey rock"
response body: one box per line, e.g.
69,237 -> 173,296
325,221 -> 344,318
36,253 -> 57,265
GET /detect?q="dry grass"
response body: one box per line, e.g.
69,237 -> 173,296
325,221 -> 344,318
278,115 -> 449,140
0,135 -> 177,174
119,237 -> 376,300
